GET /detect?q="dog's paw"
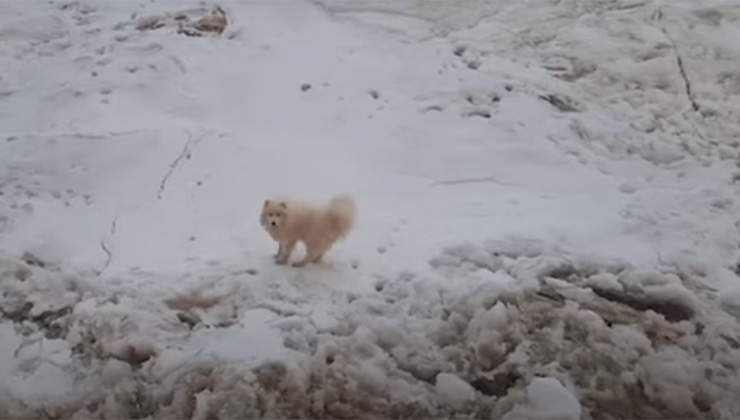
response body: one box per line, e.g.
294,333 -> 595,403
275,258 -> 288,265
292,261 -> 307,268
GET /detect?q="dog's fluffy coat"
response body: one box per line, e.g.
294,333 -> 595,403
260,194 -> 356,267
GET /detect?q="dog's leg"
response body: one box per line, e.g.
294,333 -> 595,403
312,241 -> 333,264
292,256 -> 311,267
276,241 -> 296,265
312,245 -> 331,263
274,243 -> 284,260
293,242 -> 329,267
291,247 -> 315,267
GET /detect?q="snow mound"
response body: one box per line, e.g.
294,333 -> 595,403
133,6 -> 229,38
320,0 -> 740,167
3,239 -> 740,419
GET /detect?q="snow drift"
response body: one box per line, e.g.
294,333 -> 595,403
2,238 -> 740,419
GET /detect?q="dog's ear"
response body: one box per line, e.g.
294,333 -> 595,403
264,200 -> 270,208
279,201 -> 287,209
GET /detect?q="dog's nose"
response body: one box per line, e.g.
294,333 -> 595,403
270,221 -> 277,226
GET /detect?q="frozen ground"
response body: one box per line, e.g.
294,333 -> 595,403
1,0 -> 740,418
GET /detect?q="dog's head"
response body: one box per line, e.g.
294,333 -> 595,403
261,199 -> 288,230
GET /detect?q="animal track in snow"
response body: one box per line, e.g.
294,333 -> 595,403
417,88 -> 506,120
376,219 -> 409,255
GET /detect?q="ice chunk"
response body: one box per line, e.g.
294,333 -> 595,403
503,376 -> 581,420
435,373 -> 475,411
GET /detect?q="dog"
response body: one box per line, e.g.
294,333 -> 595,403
260,194 -> 356,267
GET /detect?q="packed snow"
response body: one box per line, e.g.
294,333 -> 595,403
1,0 -> 740,418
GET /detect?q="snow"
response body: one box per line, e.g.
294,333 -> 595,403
1,0 -> 740,418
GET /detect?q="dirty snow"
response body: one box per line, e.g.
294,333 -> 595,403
1,0 -> 740,418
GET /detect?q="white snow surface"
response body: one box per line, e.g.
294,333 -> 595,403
1,0 -> 740,418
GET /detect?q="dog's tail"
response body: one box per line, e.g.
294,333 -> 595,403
327,194 -> 356,240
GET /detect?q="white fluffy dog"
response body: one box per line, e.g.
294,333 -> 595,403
260,194 -> 356,267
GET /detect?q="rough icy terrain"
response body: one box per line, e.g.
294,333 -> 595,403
1,0 -> 740,418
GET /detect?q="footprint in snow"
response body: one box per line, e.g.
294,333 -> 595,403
376,219 -> 409,255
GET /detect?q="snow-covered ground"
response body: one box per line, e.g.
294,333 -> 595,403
1,0 -> 740,418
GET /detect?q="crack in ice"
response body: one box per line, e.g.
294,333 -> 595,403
431,176 -> 518,188
157,130 -> 207,200
659,26 -> 701,115
98,216 -> 118,276
649,10 -> 708,143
